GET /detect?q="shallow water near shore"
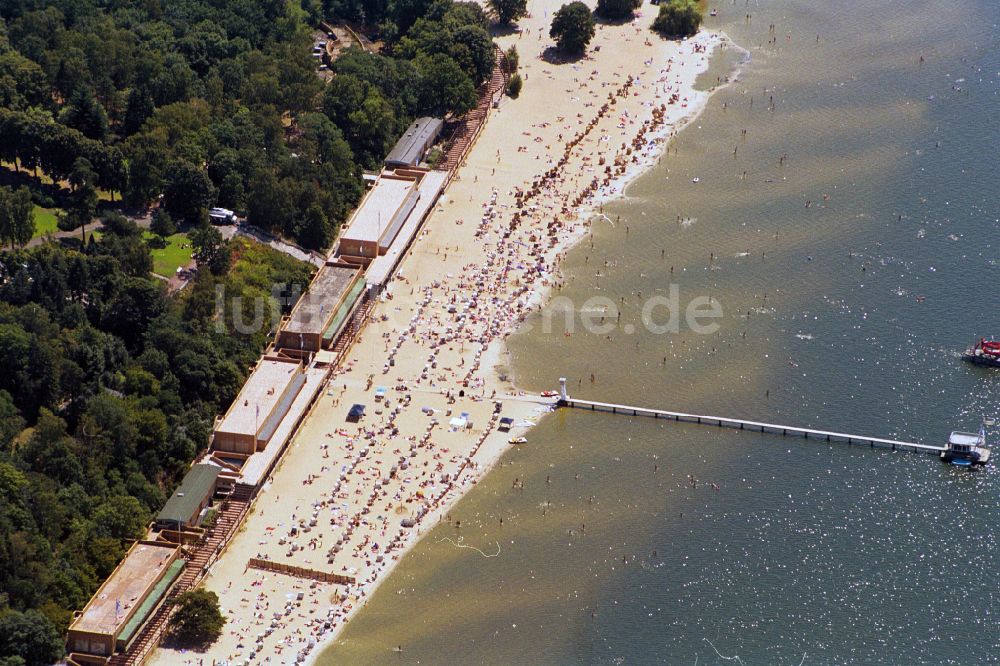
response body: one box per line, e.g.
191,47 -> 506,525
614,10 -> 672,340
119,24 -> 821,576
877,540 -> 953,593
321,0 -> 1000,663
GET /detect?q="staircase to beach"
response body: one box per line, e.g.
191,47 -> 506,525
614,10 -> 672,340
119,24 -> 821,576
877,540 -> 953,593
437,46 -> 511,173
107,490 -> 252,666
331,292 -> 375,356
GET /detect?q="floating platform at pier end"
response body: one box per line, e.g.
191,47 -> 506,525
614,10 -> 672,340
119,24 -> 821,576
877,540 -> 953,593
556,390 -> 946,456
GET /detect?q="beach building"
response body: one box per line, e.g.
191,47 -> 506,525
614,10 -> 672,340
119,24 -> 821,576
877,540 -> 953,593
66,541 -> 184,660
154,464 -> 222,531
337,174 -> 420,260
364,169 -> 448,293
385,117 -> 443,168
212,357 -> 306,455
274,262 -> 364,354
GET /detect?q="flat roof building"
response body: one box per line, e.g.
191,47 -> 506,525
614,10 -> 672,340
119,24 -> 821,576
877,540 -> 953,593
364,169 -> 447,292
213,357 -> 306,455
385,117 -> 443,168
337,174 -> 420,260
275,263 -> 364,353
154,464 -> 222,531
67,541 -> 183,658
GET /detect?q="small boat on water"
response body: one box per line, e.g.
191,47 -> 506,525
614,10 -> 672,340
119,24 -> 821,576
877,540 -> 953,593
509,436 -> 528,445
540,390 -> 559,398
962,338 -> 1000,367
940,426 -> 991,467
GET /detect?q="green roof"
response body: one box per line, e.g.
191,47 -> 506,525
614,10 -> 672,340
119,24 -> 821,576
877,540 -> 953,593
116,559 -> 185,646
322,278 -> 365,342
156,464 -> 221,526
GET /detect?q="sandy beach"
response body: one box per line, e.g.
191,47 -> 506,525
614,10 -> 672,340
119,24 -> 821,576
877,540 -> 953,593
150,3 -> 725,663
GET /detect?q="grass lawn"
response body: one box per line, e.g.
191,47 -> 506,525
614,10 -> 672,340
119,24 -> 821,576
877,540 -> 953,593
32,206 -> 60,239
145,231 -> 193,277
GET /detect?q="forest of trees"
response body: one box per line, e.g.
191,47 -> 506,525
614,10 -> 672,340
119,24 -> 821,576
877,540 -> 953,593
0,0 -> 503,661
0,0 -> 496,250
0,217 -> 313,663
0,0 -> 506,662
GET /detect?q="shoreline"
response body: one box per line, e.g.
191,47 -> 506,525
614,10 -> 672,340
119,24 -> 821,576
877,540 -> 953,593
313,26 -> 735,663
150,10 -> 731,665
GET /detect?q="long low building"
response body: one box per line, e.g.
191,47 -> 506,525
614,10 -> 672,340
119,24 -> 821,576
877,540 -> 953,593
154,464 -> 222,531
384,116 -> 443,168
67,541 -> 184,659
274,262 -> 364,354
337,173 -> 420,260
212,357 -> 307,455
364,169 -> 448,292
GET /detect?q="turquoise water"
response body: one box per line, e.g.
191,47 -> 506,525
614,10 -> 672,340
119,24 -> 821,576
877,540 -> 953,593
322,1 -> 1000,663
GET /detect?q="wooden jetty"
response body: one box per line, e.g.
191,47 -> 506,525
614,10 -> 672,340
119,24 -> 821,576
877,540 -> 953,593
557,395 -> 945,456
247,558 -> 356,585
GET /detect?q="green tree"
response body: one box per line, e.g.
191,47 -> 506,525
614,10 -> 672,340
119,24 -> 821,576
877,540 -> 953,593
163,160 -> 216,225
651,0 -> 702,39
123,85 -> 155,136
122,134 -> 167,208
99,277 -> 166,348
190,224 -> 231,276
295,205 -> 330,251
595,0 -> 642,20
504,45 -> 520,72
332,48 -> 418,115
150,209 -> 177,239
169,589 -> 226,647
347,88 -> 399,167
52,47 -> 92,101
322,75 -> 401,167
415,53 -> 477,117
447,24 -> 496,84
58,89 -> 109,142
0,51 -> 49,111
0,390 -> 24,449
388,0 -> 438,35
58,157 -> 98,241
246,169 -> 296,234
489,0 -> 528,24
0,610 -> 64,666
322,74 -> 368,130
550,2 -> 596,55
395,6 -> 495,85
0,186 -> 35,248
98,213 -> 155,277
507,72 -> 523,98
92,495 -> 147,541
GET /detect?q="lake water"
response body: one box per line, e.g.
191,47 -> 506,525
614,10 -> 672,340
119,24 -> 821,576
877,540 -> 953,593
321,1 -> 1000,663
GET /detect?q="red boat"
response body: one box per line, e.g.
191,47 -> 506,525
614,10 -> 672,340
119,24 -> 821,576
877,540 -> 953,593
963,338 -> 1000,368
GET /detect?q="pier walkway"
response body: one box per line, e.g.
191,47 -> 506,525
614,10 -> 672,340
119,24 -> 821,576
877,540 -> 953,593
558,396 -> 945,456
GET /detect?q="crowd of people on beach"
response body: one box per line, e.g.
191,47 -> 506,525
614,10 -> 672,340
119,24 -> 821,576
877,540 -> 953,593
182,31 -> 718,666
